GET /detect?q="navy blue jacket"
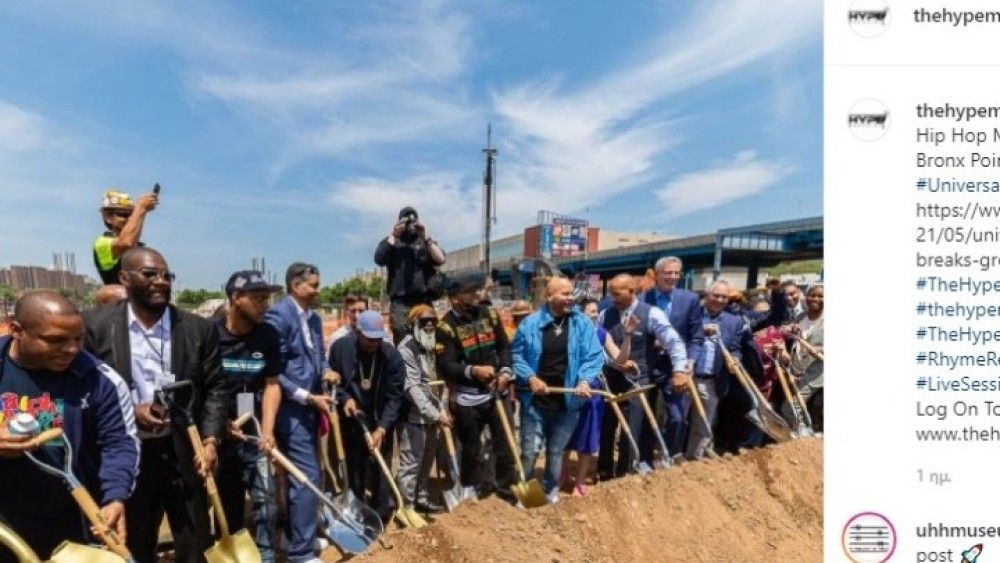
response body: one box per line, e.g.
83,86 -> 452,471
265,295 -> 324,421
0,336 -> 139,505
642,288 -> 705,378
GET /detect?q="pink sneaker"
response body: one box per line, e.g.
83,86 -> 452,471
572,484 -> 588,497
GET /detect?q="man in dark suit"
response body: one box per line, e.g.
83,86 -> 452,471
686,279 -> 749,459
83,247 -> 227,563
642,256 -> 704,459
264,262 -> 331,563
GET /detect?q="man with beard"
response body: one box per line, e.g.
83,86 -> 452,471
0,291 -> 138,562
374,207 -> 446,343
84,247 -> 227,563
328,311 -> 405,522
215,271 -> 282,562
434,273 -> 517,503
512,278 -> 603,504
395,304 -> 450,513
264,263 -> 330,563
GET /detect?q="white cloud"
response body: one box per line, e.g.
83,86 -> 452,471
655,151 -> 792,217
187,1 -> 478,160
476,0 -> 818,233
0,102 -> 45,153
329,173 -> 483,247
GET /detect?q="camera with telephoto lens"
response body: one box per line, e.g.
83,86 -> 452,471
403,212 -> 418,234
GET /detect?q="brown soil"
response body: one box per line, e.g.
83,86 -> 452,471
323,437 -> 823,562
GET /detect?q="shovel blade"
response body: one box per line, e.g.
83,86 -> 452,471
443,488 -> 461,512
635,461 -> 654,475
745,406 -> 793,443
204,530 -> 261,563
396,507 -> 428,528
49,541 -> 125,563
320,491 -> 382,554
511,479 -> 548,508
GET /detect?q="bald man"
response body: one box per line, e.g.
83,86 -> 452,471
596,273 -> 688,475
0,291 -> 138,562
84,247 -> 226,563
511,277 -> 604,503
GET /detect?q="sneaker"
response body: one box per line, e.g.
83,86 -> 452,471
572,484 -> 588,497
546,488 -> 560,505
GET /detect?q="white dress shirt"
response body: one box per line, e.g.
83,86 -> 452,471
127,305 -> 174,438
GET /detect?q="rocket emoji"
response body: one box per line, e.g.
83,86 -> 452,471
961,543 -> 983,563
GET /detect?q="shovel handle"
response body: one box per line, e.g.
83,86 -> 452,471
327,409 -> 347,462
357,424 -> 408,509
69,486 -> 131,559
186,425 -> 230,537
605,400 -> 642,458
686,379 -> 708,421
23,428 -> 64,449
441,425 -> 458,458
719,345 -> 769,405
772,362 -> 796,409
494,398 -> 528,481
794,336 -> 824,362
268,447 -> 310,484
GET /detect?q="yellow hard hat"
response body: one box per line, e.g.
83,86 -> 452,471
100,189 -> 134,210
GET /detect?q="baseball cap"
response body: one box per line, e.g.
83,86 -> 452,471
398,206 -> 418,221
357,310 -> 387,340
101,189 -> 134,210
225,270 -> 281,297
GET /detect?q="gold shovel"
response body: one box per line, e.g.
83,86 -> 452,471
585,386 -> 654,475
22,428 -> 135,562
187,425 -> 263,563
356,416 -> 427,528
156,380 -> 261,563
0,519 -> 126,563
494,396 -> 548,508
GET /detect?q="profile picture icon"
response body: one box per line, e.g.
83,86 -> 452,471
847,98 -> 891,142
848,0 -> 890,38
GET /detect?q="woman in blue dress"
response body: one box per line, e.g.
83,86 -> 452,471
561,298 -> 633,496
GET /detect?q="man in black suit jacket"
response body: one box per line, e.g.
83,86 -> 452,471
83,247 -> 227,563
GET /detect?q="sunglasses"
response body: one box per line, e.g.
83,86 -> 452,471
125,269 -> 176,282
110,210 -> 132,219
417,317 -> 437,327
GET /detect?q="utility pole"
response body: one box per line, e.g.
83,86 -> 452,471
481,124 -> 497,280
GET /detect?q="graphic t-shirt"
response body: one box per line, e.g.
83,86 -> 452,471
0,357 -> 73,520
214,319 -> 282,419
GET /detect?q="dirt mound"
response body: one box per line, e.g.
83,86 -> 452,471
331,438 -> 822,562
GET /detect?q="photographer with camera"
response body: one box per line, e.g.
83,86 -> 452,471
374,207 -> 446,343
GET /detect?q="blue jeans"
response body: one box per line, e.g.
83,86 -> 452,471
218,440 -> 277,562
519,403 -> 580,493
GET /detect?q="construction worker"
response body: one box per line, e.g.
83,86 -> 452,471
92,188 -> 158,285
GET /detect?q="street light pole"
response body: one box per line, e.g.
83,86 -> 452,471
482,124 -> 497,280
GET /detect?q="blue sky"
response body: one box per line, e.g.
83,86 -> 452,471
0,0 -> 821,290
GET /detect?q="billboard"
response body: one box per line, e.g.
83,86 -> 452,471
550,217 -> 588,257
